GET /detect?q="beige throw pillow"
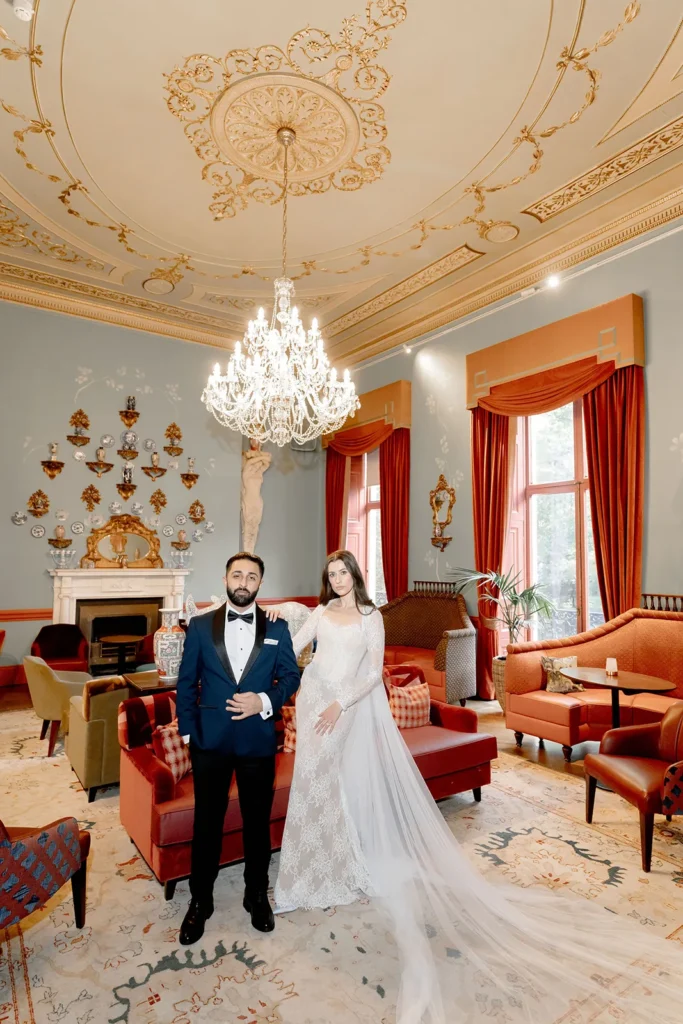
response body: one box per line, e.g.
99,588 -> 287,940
541,655 -> 582,694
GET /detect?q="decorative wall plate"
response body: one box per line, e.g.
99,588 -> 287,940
109,501 -> 122,514
167,459 -> 179,471
120,430 -> 139,447
192,529 -> 203,542
147,515 -> 161,529
204,521 -> 215,534
143,439 -> 157,452
131,502 -> 145,516
73,450 -> 86,462
71,521 -> 85,535
89,514 -> 105,528
175,513 -> 187,525
12,511 -> 27,525
100,434 -> 115,448
31,524 -> 45,538
162,525 -> 174,537
55,509 -> 69,521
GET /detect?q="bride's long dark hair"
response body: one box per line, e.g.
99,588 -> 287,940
320,549 -> 375,613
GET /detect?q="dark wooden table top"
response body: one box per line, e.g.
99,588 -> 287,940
123,670 -> 176,693
560,667 -> 675,693
100,634 -> 144,644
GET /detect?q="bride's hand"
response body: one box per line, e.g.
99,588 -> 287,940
262,605 -> 282,623
315,701 -> 342,735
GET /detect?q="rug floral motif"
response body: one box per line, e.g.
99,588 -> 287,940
1,708 -> 683,1023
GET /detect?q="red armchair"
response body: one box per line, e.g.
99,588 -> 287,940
584,703 -> 683,872
0,816 -> 90,927
31,624 -> 89,674
118,675 -> 497,899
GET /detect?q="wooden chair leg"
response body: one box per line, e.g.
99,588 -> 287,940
666,815 -> 673,822
472,787 -> 482,802
87,787 -> 98,803
538,738 -> 545,750
459,698 -> 466,707
562,745 -> 573,763
514,732 -> 524,748
47,721 -> 60,757
640,812 -> 654,872
585,774 -> 597,823
71,860 -> 87,928
164,879 -> 177,901
40,719 -> 49,740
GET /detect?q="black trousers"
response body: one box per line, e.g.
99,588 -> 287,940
189,743 -> 276,903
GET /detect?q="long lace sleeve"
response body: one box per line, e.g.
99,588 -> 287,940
338,608 -> 385,711
291,603 -> 323,658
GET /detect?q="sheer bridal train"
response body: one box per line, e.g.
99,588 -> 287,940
274,602 -> 682,1024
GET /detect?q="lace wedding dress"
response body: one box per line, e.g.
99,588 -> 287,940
274,603 -> 682,1024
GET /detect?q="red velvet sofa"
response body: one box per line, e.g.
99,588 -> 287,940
118,686 -> 497,899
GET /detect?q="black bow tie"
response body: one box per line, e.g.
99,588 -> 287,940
228,609 -> 254,624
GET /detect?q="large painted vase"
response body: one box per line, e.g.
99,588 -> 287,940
154,607 -> 185,682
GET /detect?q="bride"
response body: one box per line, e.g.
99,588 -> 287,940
274,550 -> 682,1024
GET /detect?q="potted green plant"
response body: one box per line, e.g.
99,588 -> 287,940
448,568 -> 554,709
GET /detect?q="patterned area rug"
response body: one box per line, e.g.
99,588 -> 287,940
1,707 -> 683,1024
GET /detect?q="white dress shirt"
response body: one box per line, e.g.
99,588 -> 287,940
224,601 -> 272,719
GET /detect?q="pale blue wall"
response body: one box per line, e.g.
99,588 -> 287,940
0,302 -> 325,667
354,226 -> 683,598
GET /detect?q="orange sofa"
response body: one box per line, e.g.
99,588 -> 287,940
381,591 -> 476,704
505,609 -> 683,761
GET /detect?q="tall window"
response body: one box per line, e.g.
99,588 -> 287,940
504,401 -> 603,641
345,448 -> 387,606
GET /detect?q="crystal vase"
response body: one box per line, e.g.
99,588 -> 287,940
154,607 -> 185,683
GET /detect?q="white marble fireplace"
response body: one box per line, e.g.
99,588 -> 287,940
49,568 -> 190,624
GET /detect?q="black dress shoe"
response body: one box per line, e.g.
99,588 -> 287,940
179,898 -> 214,945
243,891 -> 275,932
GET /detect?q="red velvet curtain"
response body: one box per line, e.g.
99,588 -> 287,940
583,365 -> 644,619
379,427 -> 410,602
325,445 -> 346,554
478,356 -> 615,416
328,419 -> 393,455
471,407 -> 511,699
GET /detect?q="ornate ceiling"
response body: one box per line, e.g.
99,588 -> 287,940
0,0 -> 682,365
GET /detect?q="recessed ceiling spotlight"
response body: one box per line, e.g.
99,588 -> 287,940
13,0 -> 35,21
403,345 -> 412,354
546,274 -> 561,289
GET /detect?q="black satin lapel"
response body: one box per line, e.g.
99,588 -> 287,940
240,605 -> 266,686
211,603 -> 236,684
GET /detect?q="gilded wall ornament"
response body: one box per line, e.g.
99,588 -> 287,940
27,489 -> 50,518
80,484 -> 101,512
67,409 -> 90,446
164,0 -> 407,219
0,201 -> 104,269
149,489 -> 168,515
41,441 -> 64,479
188,499 -> 206,525
164,423 -> 183,457
430,474 -> 455,552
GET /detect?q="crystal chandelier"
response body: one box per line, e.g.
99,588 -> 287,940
202,127 -> 360,447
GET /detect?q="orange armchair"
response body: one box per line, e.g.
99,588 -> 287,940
584,704 -> 683,871
0,816 -> 90,927
31,624 -> 89,674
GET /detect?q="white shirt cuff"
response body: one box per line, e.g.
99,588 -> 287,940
259,692 -> 273,719
181,735 -> 190,743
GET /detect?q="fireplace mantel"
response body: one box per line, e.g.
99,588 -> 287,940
49,568 -> 190,624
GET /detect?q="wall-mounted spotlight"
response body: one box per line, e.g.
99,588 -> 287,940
546,274 -> 561,289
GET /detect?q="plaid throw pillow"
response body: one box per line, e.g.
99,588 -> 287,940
152,719 -> 191,782
542,655 -> 581,694
281,705 -> 296,753
385,671 -> 431,729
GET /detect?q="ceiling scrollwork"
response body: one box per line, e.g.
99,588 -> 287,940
0,0 -> 680,360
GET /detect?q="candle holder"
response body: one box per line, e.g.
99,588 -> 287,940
180,457 -> 199,490
41,442 -> 64,480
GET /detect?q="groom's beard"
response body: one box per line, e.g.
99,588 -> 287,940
227,584 -> 259,608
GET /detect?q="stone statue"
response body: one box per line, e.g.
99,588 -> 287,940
241,439 -> 272,554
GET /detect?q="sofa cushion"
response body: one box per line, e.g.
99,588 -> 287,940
152,721 -> 191,783
541,655 -> 580,693
507,691 -> 585,729
577,690 -> 634,726
631,694 -> 683,724
402,726 -> 496,778
386,678 -> 431,729
385,646 -> 444,695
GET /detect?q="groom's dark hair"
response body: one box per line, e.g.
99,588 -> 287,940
225,551 -> 265,578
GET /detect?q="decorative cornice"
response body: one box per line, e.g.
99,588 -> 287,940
524,115 -> 683,222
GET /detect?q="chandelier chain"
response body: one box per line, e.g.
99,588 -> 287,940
282,144 -> 288,279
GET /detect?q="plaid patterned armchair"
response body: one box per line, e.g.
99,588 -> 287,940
380,590 -> 476,705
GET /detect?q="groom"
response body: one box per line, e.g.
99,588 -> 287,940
175,552 -> 300,944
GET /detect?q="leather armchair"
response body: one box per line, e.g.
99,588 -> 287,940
23,656 -> 91,756
0,816 -> 90,927
67,676 -> 129,802
31,623 -> 89,673
584,704 -> 683,871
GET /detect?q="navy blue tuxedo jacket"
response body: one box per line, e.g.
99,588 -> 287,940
175,603 -> 301,758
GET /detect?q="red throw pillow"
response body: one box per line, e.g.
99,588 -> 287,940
384,665 -> 431,729
281,705 -> 296,753
152,719 -> 191,782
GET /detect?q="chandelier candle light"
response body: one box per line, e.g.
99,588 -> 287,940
202,127 -> 360,447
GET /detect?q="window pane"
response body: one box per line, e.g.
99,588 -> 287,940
529,403 -> 575,484
530,491 -> 577,640
367,507 -> 387,607
585,492 -> 605,631
368,484 -> 380,502
366,447 -> 380,488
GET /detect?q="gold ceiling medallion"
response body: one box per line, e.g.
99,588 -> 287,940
164,0 -> 407,219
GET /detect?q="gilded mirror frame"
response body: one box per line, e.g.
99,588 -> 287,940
81,514 -> 163,568
430,473 -> 456,552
